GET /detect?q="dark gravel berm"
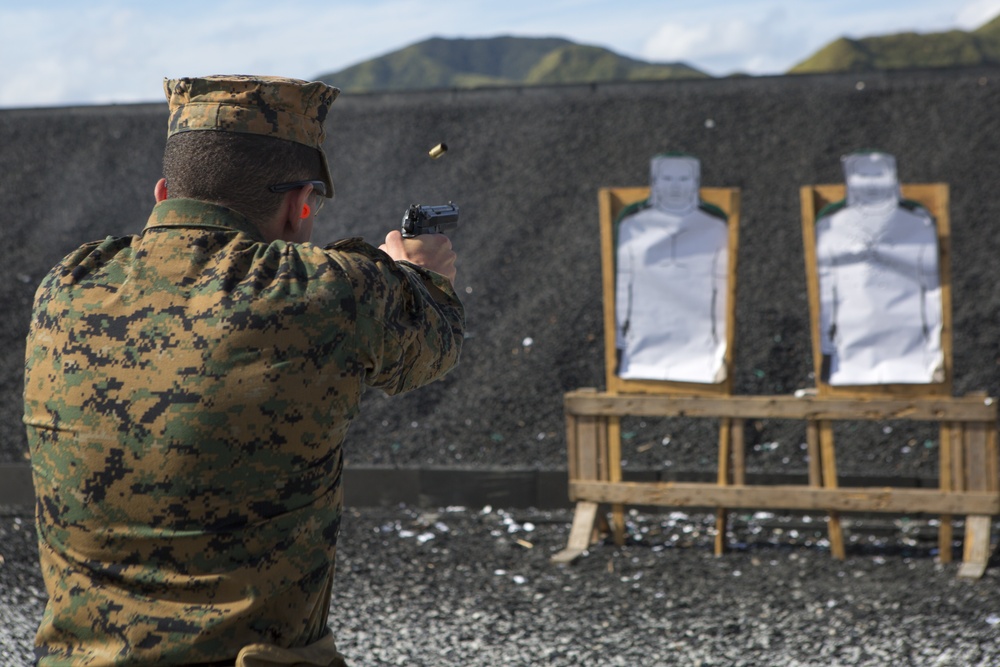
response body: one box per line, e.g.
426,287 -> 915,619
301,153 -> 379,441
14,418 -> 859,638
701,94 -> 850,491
1,66 -> 998,476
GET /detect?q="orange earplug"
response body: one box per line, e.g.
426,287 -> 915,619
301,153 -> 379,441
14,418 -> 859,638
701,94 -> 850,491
301,203 -> 311,219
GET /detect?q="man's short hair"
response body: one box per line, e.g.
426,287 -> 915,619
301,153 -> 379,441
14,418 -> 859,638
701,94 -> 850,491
162,130 -> 323,225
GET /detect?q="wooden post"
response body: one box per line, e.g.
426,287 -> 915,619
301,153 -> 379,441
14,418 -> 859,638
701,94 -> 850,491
938,422 -> 954,564
715,418 -> 732,556
552,406 -> 610,565
552,501 -> 601,566
608,417 -> 626,546
819,421 -> 845,560
806,420 -> 822,487
959,421 -> 994,578
732,419 -> 746,486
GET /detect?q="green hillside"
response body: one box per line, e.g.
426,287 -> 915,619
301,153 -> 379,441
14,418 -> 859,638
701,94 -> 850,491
790,14 -> 1000,73
315,36 -> 708,93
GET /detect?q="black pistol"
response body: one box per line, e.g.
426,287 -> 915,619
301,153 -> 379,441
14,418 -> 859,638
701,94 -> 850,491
400,203 -> 459,238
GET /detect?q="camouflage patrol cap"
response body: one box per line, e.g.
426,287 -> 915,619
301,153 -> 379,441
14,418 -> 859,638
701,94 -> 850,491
163,75 -> 340,197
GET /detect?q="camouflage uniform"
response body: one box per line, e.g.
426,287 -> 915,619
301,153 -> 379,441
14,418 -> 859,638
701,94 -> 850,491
23,76 -> 464,666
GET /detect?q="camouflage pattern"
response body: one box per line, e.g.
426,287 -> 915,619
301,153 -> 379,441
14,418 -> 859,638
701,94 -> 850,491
24,197 -> 464,665
164,75 -> 340,197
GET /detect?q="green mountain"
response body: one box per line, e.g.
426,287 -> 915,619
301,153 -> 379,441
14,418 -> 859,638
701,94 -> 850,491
789,13 -> 1000,73
315,36 -> 709,93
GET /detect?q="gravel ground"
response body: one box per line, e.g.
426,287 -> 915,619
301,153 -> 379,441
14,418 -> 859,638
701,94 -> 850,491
4,504 -> 1000,666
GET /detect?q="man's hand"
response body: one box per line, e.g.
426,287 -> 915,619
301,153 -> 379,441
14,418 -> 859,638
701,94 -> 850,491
380,230 -> 457,285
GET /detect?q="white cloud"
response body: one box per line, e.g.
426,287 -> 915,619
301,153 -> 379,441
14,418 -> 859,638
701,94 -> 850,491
644,23 -> 725,62
639,8 -> 806,75
955,0 -> 1000,29
636,2 -> 985,75
0,2 -> 398,108
0,6 -> 170,107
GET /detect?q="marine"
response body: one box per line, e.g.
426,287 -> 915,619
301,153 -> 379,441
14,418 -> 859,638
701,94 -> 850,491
24,74 -> 464,666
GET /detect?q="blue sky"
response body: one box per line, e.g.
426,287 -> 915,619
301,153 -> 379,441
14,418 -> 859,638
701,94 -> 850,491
1,0 -> 998,109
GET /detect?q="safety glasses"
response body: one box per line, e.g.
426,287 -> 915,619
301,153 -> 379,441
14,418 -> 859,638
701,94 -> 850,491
268,180 -> 329,216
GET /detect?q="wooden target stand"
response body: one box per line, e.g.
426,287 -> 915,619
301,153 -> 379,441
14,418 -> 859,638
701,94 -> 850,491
552,183 -> 999,578
553,184 -> 743,563
800,182 -> 998,577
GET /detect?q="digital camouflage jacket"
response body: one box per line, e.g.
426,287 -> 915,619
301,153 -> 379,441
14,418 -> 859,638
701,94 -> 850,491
23,198 -> 465,666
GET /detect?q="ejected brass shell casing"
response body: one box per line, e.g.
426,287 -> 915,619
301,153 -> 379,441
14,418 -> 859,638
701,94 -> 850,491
428,143 -> 448,159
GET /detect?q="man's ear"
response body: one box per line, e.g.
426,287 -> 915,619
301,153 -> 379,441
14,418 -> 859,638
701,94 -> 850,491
154,178 -> 168,203
283,184 -> 315,236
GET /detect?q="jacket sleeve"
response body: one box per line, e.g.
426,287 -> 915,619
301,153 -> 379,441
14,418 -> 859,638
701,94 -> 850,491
324,238 -> 465,395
